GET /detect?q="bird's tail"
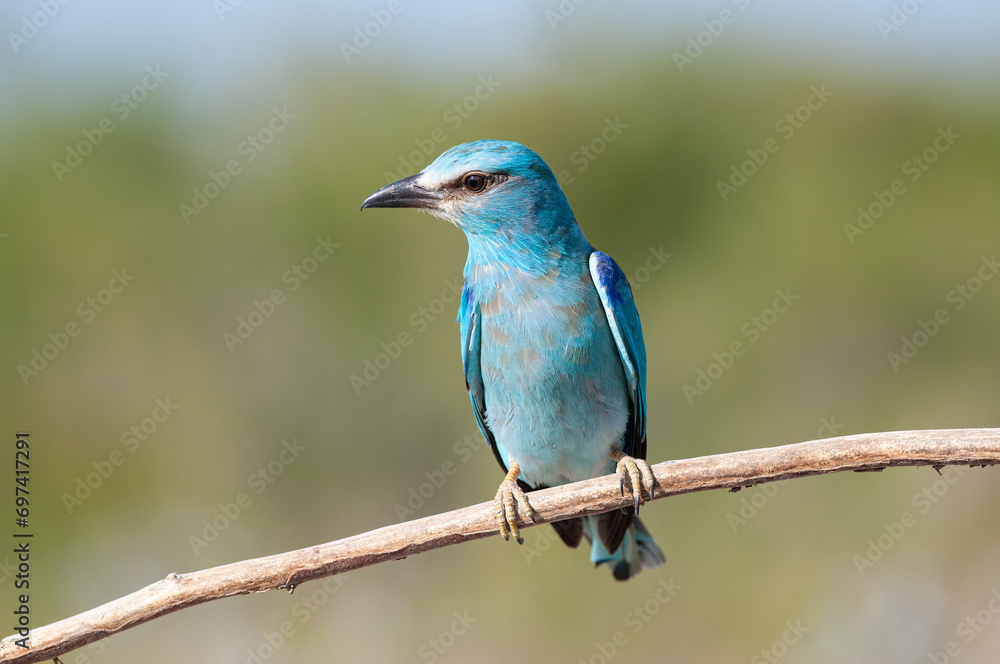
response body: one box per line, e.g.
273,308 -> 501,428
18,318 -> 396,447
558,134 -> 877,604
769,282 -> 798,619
583,515 -> 665,581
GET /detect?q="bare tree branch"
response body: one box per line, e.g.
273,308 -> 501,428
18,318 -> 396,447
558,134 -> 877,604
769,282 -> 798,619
3,428 -> 998,663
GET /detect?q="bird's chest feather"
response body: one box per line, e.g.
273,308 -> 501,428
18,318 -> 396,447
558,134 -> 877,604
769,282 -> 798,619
471,264 -> 629,484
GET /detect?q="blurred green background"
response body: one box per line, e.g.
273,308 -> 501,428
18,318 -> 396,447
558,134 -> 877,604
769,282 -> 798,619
2,1 -> 1000,662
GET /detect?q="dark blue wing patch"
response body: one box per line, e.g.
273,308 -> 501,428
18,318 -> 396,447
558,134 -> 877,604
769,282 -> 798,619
589,251 -> 647,461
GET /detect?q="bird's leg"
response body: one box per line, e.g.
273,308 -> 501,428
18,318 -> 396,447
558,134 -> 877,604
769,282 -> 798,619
493,462 -> 536,544
610,446 -> 656,514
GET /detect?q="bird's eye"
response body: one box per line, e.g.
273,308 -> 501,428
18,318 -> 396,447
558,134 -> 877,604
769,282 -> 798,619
463,173 -> 487,192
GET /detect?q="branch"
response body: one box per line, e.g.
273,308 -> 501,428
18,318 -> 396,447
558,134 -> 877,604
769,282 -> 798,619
4,428 -> 999,663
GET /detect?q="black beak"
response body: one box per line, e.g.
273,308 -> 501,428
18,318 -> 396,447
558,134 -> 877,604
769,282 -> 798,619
360,174 -> 442,211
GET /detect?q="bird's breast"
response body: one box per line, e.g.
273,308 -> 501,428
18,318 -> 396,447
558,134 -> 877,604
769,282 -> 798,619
471,265 -> 630,484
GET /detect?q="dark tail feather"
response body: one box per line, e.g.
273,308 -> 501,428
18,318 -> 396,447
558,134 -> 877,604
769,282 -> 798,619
551,518 -> 583,548
584,515 -> 665,581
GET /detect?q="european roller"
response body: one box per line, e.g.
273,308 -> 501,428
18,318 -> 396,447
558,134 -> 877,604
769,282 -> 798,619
361,140 -> 664,580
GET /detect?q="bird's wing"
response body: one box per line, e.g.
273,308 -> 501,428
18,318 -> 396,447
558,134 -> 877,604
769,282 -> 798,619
589,251 -> 647,462
458,283 -> 509,475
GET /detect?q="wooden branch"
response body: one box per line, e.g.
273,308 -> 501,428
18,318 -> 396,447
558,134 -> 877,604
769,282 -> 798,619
4,428 -> 999,663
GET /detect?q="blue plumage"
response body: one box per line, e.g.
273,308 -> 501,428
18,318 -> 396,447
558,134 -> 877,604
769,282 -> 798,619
362,140 -> 663,579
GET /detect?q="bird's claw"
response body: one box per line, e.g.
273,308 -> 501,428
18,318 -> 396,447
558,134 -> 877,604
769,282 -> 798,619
493,462 -> 536,544
611,447 -> 655,514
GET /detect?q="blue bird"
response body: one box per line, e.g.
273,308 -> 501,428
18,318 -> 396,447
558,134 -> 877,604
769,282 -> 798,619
361,140 -> 664,580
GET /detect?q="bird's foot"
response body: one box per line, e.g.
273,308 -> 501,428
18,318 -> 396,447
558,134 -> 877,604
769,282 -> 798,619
493,462 -> 536,544
610,447 -> 655,514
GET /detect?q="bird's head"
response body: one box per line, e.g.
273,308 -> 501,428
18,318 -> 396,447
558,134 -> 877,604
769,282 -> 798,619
361,140 -> 576,238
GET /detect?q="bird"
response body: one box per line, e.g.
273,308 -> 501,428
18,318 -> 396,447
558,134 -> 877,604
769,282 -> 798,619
361,140 -> 664,580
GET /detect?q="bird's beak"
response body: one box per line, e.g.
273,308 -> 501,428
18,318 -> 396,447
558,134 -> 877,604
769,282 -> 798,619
360,174 -> 442,212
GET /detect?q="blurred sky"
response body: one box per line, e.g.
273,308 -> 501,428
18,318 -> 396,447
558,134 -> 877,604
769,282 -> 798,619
2,0 -> 1000,112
